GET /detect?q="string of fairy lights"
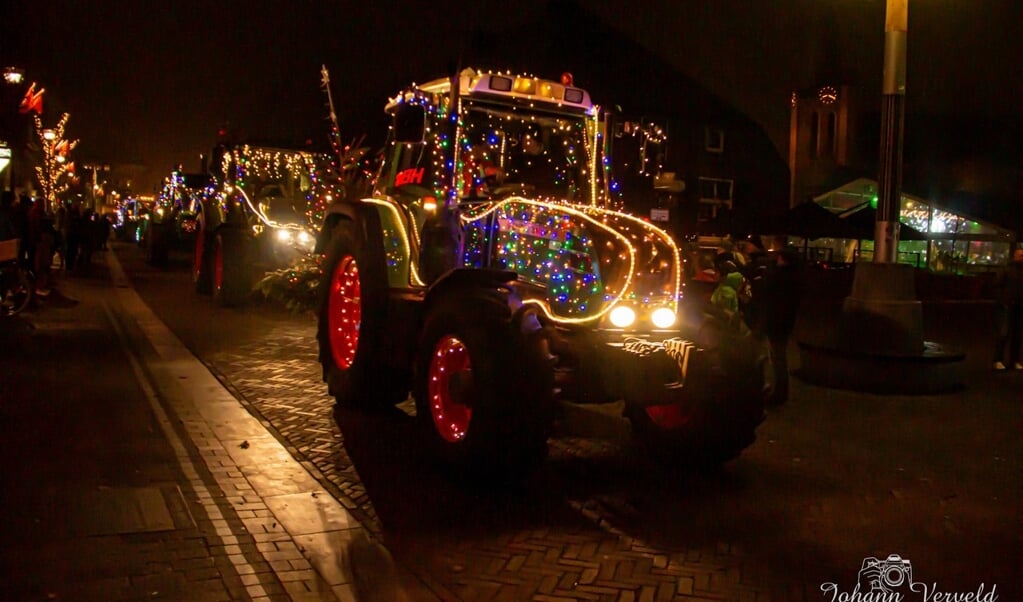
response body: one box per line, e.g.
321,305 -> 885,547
460,197 -> 679,322
364,69 -> 683,324
212,145 -> 343,228
33,113 -> 78,209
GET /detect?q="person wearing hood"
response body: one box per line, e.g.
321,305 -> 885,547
710,269 -> 745,318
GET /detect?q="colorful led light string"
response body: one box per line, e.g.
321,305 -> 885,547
459,197 -> 638,324
216,146 -> 326,233
376,72 -> 681,324
365,198 -> 427,287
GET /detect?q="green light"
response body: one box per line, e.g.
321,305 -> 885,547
870,195 -> 878,209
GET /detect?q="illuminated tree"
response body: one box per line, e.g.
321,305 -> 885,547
33,112 -> 78,209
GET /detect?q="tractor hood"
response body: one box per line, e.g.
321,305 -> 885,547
461,197 -> 682,328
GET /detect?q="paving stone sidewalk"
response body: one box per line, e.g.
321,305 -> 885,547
0,256 -> 431,601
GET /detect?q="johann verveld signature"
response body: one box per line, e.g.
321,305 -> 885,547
821,555 -> 997,602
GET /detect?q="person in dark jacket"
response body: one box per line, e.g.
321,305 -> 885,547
754,246 -> 803,405
0,192 -> 18,241
992,247 -> 1023,370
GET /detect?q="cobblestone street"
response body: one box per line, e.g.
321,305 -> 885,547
118,244 -> 1021,601
2,242 -> 1019,601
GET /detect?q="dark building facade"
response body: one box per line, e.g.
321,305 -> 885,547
789,79 -> 1022,240
468,0 -> 791,237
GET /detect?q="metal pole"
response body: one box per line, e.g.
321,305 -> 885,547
874,0 -> 907,263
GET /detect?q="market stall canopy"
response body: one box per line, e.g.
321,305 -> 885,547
839,204 -> 928,241
776,201 -> 861,240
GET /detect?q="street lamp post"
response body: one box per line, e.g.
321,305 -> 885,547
795,0 -> 963,393
874,0 -> 908,264
83,163 -> 111,212
838,0 -> 922,355
2,66 -> 27,194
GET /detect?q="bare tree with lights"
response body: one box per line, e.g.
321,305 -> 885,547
33,113 -> 78,211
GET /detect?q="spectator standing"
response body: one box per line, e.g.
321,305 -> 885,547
27,197 -> 55,294
65,201 -> 83,273
14,193 -> 31,264
0,192 -> 19,241
992,247 -> 1023,370
78,208 -> 97,273
754,246 -> 804,406
710,269 -> 745,320
54,202 -> 68,269
99,213 -> 112,250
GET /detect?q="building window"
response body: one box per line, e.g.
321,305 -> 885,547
697,177 -> 733,220
704,126 -> 724,153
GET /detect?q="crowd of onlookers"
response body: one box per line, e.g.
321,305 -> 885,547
684,235 -> 804,406
0,190 -> 111,300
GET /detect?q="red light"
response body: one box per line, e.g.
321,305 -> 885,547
560,72 -> 574,87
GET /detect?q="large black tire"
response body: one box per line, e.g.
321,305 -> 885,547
193,219 -> 212,294
145,222 -> 170,267
316,218 -> 408,408
628,316 -> 768,469
413,290 -> 554,480
212,227 -> 252,307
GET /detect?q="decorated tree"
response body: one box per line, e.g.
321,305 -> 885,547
33,112 -> 78,209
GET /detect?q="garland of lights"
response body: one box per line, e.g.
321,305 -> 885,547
215,145 -> 340,232
370,69 -> 683,325
460,197 -> 681,323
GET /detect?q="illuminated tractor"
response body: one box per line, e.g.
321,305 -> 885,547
192,144 -> 324,306
145,168 -> 209,267
316,68 -> 769,478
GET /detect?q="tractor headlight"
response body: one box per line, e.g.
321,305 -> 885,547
650,307 -> 677,329
297,230 -> 314,248
276,229 -> 294,243
609,305 -> 637,328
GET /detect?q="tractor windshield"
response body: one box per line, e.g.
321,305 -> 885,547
458,103 -> 596,204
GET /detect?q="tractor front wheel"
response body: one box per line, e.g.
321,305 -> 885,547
413,290 -> 554,480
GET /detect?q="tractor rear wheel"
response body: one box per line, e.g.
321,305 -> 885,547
212,227 -> 252,307
317,218 -> 408,408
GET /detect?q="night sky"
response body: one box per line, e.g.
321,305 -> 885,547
2,1 -> 1020,192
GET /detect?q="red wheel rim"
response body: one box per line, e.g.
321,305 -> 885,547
428,335 -> 473,443
214,240 -> 224,292
328,255 -> 361,370
644,403 -> 693,429
194,226 -> 204,279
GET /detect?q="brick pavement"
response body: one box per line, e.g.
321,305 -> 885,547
1,253 -> 437,601
48,242 -> 1021,602
187,275 -> 1021,601
1,271 -> 255,600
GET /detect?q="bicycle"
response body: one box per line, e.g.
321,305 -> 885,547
0,239 -> 34,317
